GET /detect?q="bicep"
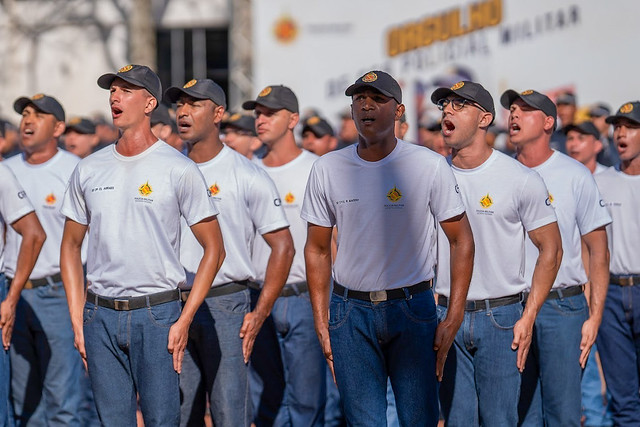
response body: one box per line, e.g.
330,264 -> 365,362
527,221 -> 561,252
439,213 -> 471,245
582,226 -> 608,254
306,223 -> 333,254
189,216 -> 222,249
261,227 -> 293,251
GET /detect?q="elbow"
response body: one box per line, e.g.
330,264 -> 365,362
286,242 -> 296,265
554,246 -> 564,271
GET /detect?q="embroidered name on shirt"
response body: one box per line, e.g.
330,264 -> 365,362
91,186 -> 115,192
336,198 -> 360,205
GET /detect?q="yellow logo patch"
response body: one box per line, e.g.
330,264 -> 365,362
119,65 -> 133,73
183,79 -> 197,88
451,81 -> 465,90
307,116 -> 320,125
285,192 -> 295,204
31,93 -> 45,100
479,193 -> 493,209
620,103 -> 634,114
45,193 -> 56,205
548,193 -> 554,204
362,72 -> 378,83
387,186 -> 402,202
230,113 -> 242,121
138,181 -> 152,197
259,87 -> 272,97
69,117 -> 82,125
209,183 -> 220,196
521,90 -> 534,96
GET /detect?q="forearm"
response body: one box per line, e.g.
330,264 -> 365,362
254,243 -> 293,319
445,236 -> 474,325
586,247 -> 609,324
525,247 -> 562,320
60,244 -> 87,332
305,246 -> 332,335
5,234 -> 44,306
181,245 -> 225,323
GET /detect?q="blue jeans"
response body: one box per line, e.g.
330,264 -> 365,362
180,288 -> 251,427
519,293 -> 588,427
10,279 -> 84,426
326,366 -> 346,427
329,289 -> 439,427
0,275 -> 11,427
83,298 -> 181,426
596,283 -> 640,426
249,288 -> 326,426
437,302 -> 522,426
581,345 -> 613,427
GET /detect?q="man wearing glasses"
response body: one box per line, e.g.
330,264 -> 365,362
431,81 -> 562,425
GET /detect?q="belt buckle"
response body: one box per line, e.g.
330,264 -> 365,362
114,299 -> 130,311
369,290 -> 387,302
624,277 -> 634,286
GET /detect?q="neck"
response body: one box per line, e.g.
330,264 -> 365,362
621,156 -> 640,175
451,136 -> 492,169
516,137 -> 554,168
584,158 -> 597,174
115,122 -> 158,156
188,134 -> 224,164
24,140 -> 58,165
357,133 -> 397,162
262,133 -> 302,167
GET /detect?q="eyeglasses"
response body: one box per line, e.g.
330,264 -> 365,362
436,98 -> 486,112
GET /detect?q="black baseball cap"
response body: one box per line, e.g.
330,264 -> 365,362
65,117 -> 96,134
151,104 -> 173,126
302,116 -> 334,137
164,79 -> 227,109
431,81 -> 495,123
500,89 -> 557,127
243,85 -> 299,113
606,101 -> 640,125
97,64 -> 162,105
556,92 -> 577,106
562,121 -> 600,139
589,103 -> 611,118
221,113 -> 256,136
345,71 -> 402,104
419,117 -> 441,132
14,94 -> 65,122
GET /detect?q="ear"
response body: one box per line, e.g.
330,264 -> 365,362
53,121 -> 66,138
395,103 -> 406,120
249,137 -> 263,152
478,111 -> 493,128
89,134 -> 100,148
144,97 -> 158,115
328,136 -> 338,151
594,138 -> 603,154
543,115 -> 556,132
212,105 -> 226,124
288,112 -> 300,130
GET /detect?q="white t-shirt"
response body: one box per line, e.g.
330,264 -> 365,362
0,163 -> 35,274
436,150 -> 557,300
4,150 -> 81,279
252,149 -> 318,285
524,151 -> 612,290
61,141 -> 218,297
180,145 -> 289,288
301,140 -> 464,291
594,168 -> 640,275
594,163 -> 608,175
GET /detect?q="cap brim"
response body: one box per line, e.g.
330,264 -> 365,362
164,87 -> 209,104
344,82 -> 396,100
430,88 -> 455,104
499,90 -> 521,110
242,99 -> 292,111
98,73 -> 157,100
605,114 -> 640,125
13,97 -> 32,115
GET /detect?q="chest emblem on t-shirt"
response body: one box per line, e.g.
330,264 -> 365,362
138,181 -> 153,197
285,192 -> 295,204
479,193 -> 493,209
209,183 -> 220,196
387,186 -> 402,202
45,193 -> 56,205
546,192 -> 554,206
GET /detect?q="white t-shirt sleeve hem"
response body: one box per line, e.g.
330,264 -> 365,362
5,206 -> 35,226
435,205 -> 465,223
60,207 -> 89,226
524,215 -> 557,233
257,220 -> 290,236
300,212 -> 332,228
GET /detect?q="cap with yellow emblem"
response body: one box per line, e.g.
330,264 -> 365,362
345,70 -> 402,104
431,81 -> 495,122
13,93 -> 65,122
221,113 -> 257,136
97,64 -> 162,106
164,78 -> 227,109
605,101 -> 640,125
242,85 -> 299,113
65,117 -> 96,134
500,89 -> 557,125
302,116 -> 334,137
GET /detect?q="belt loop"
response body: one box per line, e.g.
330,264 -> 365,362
484,299 -> 490,311
557,288 -> 564,300
46,275 -> 55,287
341,285 -> 348,301
291,283 -> 300,296
145,295 -> 151,308
403,287 -> 411,300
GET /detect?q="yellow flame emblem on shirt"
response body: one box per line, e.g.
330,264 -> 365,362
138,181 -> 152,196
387,186 -> 402,202
45,193 -> 56,205
285,192 -> 295,204
209,183 -> 220,196
479,193 -> 493,209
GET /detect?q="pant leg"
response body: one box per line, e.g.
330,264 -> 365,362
0,275 -> 12,426
83,302 -> 138,427
581,345 -> 613,427
518,335 -> 542,427
132,300 -> 181,427
325,366 -> 346,427
273,293 -> 326,427
385,378 -> 399,427
179,309 -> 207,427
597,284 -> 640,426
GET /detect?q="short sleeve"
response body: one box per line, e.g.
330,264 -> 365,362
574,171 -> 612,235
60,164 -> 89,225
0,164 -> 34,225
429,157 -> 465,222
177,162 -> 219,226
247,168 -> 290,235
518,170 -> 557,232
301,161 -> 335,227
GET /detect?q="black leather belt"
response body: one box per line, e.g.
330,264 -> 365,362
333,280 -> 432,303
438,293 -> 522,311
247,281 -> 309,297
87,289 -> 180,311
546,284 -> 584,300
9,272 -> 62,289
610,275 -> 640,287
180,280 -> 248,302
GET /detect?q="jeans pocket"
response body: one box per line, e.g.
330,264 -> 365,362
400,291 -> 437,323
210,290 -> 250,315
83,302 -> 98,325
553,294 -> 587,315
328,295 -> 352,330
489,303 -> 523,330
147,300 -> 182,328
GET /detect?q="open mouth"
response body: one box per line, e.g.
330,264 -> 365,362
177,120 -> 191,133
111,105 -> 123,119
509,123 -> 521,136
441,119 -> 455,136
361,117 -> 375,125
22,129 -> 34,137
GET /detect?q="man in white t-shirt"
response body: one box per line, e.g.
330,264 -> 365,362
242,85 -> 325,426
60,65 -> 225,426
0,164 -> 45,425
5,93 -> 90,425
564,121 -> 608,175
500,89 -> 612,426
430,81 -> 562,425
302,70 -> 474,426
594,101 -> 640,425
164,78 -> 294,427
